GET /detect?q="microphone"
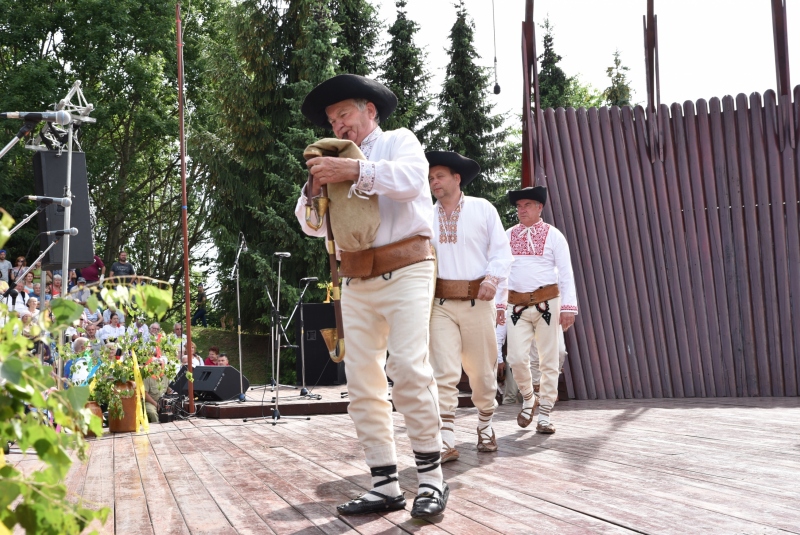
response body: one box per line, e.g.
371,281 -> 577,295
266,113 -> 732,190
1,111 -> 72,124
274,252 -> 291,258
240,232 -> 248,253
26,195 -> 72,207
43,228 -> 78,236
300,277 -> 318,283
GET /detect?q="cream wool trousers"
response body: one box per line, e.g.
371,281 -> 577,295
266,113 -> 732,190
506,297 -> 561,410
429,298 -> 498,416
341,260 -> 442,468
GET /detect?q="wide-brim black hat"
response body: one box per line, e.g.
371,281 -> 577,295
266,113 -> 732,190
425,151 -> 481,188
508,186 -> 547,206
301,74 -> 398,128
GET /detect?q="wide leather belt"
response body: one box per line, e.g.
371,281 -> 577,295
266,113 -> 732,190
339,235 -> 434,279
508,284 -> 560,306
434,277 -> 485,300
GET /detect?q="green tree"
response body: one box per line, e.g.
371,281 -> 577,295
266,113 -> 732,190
604,49 -> 633,107
379,0 -> 432,138
428,0 -> 508,200
332,0 -> 382,76
536,18 -> 571,109
565,78 -> 604,108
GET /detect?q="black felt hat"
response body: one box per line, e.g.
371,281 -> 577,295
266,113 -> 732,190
425,151 -> 481,188
508,186 -> 548,206
301,74 -> 398,128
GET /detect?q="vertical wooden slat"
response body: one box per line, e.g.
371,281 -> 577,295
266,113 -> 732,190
583,106 -> 653,398
735,93 -> 771,396
790,86 -> 800,393
722,95 -> 759,396
544,108 -> 610,399
670,101 -> 716,396
653,103 -> 698,397
565,107 -> 636,398
710,97 -> 748,396
632,105 -> 684,397
749,92 -> 784,395
694,99 -> 737,397
763,90 -> 797,396
616,106 -> 668,398
555,107 -> 624,398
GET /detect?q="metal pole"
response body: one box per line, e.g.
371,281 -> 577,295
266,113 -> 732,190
177,3 -> 194,413
57,122 -> 74,386
236,265 -> 244,400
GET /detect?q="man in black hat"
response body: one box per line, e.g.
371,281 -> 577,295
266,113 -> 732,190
294,74 -> 447,518
426,151 -> 512,461
504,186 -> 577,434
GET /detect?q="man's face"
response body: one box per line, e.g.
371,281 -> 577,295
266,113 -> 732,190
516,199 -> 543,227
218,356 -> 229,366
86,324 -> 97,338
325,99 -> 377,146
119,252 -> 127,263
0,252 -> 5,261
149,324 -> 160,335
428,166 -> 461,201
174,323 -> 182,336
33,283 -> 40,294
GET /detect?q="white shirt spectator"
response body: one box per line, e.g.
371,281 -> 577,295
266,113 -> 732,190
99,324 -> 126,342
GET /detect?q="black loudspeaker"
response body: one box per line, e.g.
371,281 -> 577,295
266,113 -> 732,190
169,365 -> 189,395
33,150 -> 94,270
295,302 -> 346,386
189,366 -> 250,401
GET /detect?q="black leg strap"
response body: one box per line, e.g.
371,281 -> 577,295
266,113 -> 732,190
413,450 -> 441,473
418,482 -> 443,497
370,464 -> 399,488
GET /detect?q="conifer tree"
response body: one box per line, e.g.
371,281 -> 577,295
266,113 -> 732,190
429,0 -> 506,199
537,18 -> 571,109
379,0 -> 432,138
604,49 -> 633,107
332,0 -> 381,75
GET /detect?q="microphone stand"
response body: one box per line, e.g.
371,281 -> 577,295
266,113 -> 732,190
231,236 -> 246,402
7,205 -> 46,236
0,122 -> 38,160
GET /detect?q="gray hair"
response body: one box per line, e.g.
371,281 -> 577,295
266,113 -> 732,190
353,98 -> 380,124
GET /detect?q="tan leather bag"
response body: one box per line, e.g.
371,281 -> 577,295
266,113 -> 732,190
303,139 -> 381,252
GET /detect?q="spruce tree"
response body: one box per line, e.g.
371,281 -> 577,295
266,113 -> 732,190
429,0 -> 507,199
604,49 -> 633,107
379,0 -> 432,138
537,18 -> 571,109
332,0 -> 381,75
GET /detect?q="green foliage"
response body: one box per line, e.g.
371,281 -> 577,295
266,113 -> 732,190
0,210 -> 177,533
332,0 -> 382,76
565,78 -> 604,109
604,49 -> 633,107
427,0 -> 509,201
379,0 -> 432,138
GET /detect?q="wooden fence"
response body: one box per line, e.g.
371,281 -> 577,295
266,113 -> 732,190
541,88 -> 800,399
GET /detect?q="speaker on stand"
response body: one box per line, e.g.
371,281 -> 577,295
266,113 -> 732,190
295,302 -> 346,387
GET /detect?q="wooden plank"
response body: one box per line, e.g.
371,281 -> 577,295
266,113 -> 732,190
672,101 -> 717,396
736,92 -> 772,396
569,107 -> 640,398
661,103 -> 705,397
722,95 -> 760,395
694,99 -> 738,397
764,92 -> 797,396
79,434 -> 115,534
112,435 -> 154,535
792,86 -> 800,393
632,105 -> 686,397
542,108 -> 604,399
600,106 -> 658,398
749,91 -> 785,396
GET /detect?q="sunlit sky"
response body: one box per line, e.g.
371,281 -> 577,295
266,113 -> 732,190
375,0 -> 800,120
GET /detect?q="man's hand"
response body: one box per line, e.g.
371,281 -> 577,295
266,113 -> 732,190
560,312 -> 575,331
306,157 -> 360,198
476,282 -> 496,301
496,309 -> 505,326
497,361 -> 506,382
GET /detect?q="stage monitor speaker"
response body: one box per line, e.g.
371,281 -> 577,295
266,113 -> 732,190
295,302 -> 346,386
175,366 -> 250,401
33,150 -> 94,270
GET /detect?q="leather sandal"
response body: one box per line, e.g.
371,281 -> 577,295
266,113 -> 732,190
476,426 -> 497,452
410,482 -> 449,518
337,491 -> 406,515
536,421 -> 556,434
441,446 -> 459,463
517,397 -> 539,428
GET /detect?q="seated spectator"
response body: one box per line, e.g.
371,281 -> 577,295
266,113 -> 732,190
67,269 -> 78,292
30,283 -> 51,301
84,323 -> 102,356
99,312 -> 126,343
172,322 -> 187,355
102,304 -> 125,326
3,280 -> 30,317
23,272 -> 35,294
69,277 -> 91,306
51,275 -> 63,298
144,358 -> 170,423
27,297 -> 40,323
148,322 -> 162,340
204,346 -> 220,366
80,255 -> 106,284
128,317 -> 148,341
183,342 -> 203,368
218,353 -> 230,366
83,305 -> 103,328
10,256 -> 27,284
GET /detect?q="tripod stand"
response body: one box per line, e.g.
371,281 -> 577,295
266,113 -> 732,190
244,252 -> 307,425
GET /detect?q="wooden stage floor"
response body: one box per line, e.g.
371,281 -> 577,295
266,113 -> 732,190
14,396 -> 800,534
